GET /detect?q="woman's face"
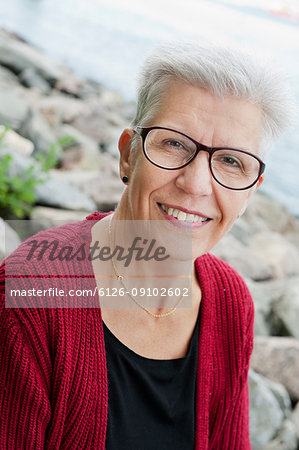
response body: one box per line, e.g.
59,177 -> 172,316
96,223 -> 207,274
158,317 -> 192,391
116,80 -> 264,257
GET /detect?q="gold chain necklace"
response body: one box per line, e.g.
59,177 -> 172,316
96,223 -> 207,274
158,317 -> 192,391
108,213 -> 191,318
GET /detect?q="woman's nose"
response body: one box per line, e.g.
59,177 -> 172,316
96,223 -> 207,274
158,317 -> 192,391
175,151 -> 213,196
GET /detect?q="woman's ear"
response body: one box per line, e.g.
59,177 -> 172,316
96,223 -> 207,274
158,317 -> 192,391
118,128 -> 135,180
256,173 -> 265,189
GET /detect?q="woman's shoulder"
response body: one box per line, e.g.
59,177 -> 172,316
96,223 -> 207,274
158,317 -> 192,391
0,212 -> 106,310
1,211 -> 106,271
196,252 -> 254,322
196,252 -> 249,287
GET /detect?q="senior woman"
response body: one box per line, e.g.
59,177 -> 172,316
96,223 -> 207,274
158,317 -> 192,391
0,42 -> 292,449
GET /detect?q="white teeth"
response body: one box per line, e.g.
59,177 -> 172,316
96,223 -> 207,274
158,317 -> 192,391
186,213 -> 194,222
160,203 -> 210,224
177,211 -> 186,221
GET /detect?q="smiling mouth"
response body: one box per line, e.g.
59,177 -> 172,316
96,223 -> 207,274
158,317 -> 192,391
158,203 -> 212,224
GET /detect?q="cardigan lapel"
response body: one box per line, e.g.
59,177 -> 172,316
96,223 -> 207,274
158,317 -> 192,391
194,255 -> 215,450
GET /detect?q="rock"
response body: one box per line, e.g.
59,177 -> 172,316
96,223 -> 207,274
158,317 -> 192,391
54,70 -> 84,96
55,124 -> 103,170
0,84 -> 37,129
0,218 -> 21,263
0,65 -> 19,87
290,402 -> 299,439
34,177 -> 96,211
74,78 -> 102,100
1,146 -> 96,212
248,232 -> 299,278
1,145 -> 44,177
246,279 -> 286,336
50,163 -> 122,211
211,234 -> 273,281
286,229 -> 299,254
2,219 -> 43,244
0,29 -> 62,84
229,216 -> 254,246
0,126 -> 34,157
4,212 -> 89,242
263,376 -> 292,415
81,175 -> 123,211
249,369 -> 285,450
71,97 -> 126,144
19,109 -> 58,156
250,336 -> 299,401
25,206 -> 91,237
19,67 -> 51,94
262,420 -> 298,450
39,95 -> 114,145
58,145 -> 82,170
50,169 -> 102,184
104,126 -> 124,159
99,90 -> 124,109
30,206 -> 90,224
244,192 -> 297,234
38,94 -> 87,127
273,278 -> 299,340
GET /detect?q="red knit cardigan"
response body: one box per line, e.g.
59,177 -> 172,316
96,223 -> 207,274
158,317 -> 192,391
0,212 -> 254,449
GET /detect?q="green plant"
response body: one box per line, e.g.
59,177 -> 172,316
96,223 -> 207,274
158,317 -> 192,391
0,128 -> 75,219
0,157 -> 43,218
35,135 -> 76,171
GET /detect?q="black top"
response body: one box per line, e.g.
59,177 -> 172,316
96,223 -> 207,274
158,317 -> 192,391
103,310 -> 200,450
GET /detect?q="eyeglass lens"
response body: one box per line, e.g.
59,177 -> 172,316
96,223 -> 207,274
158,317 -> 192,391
144,128 -> 261,190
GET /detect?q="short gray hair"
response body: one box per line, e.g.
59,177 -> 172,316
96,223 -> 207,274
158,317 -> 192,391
131,41 -> 294,157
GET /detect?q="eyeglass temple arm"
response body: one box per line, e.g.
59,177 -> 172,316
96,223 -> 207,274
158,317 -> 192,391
134,126 -> 142,135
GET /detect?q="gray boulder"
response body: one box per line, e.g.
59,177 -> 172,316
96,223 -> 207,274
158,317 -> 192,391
37,94 -> 87,127
0,65 -> 19,87
19,67 -> 51,94
250,336 -> 299,401
249,369 -> 286,450
54,70 -> 84,96
19,109 -> 58,156
262,420 -> 297,450
1,146 -> 96,212
0,30 -> 62,84
0,126 -> 34,157
0,85 -> 37,129
71,97 -> 126,144
244,192 -> 297,234
55,124 -> 103,170
104,126 -> 124,159
30,206 -> 90,225
290,401 -> 299,439
34,176 -> 96,211
273,277 -> 299,340
0,218 -> 21,262
50,163 -> 122,211
211,234 -> 273,281
247,279 -> 286,336
229,216 -> 254,246
248,232 -> 299,279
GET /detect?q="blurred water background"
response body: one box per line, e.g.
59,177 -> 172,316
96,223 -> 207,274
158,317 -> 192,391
0,0 -> 298,215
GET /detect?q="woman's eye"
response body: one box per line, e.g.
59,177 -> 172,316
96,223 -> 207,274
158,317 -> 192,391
164,139 -> 184,148
224,156 -> 238,165
221,156 -> 242,167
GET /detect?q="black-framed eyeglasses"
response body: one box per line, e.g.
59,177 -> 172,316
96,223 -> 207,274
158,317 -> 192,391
134,126 -> 266,191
